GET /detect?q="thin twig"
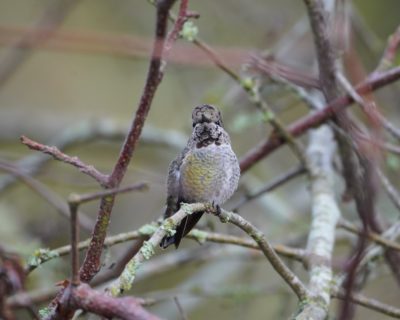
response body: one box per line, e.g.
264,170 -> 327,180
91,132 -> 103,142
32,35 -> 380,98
332,289 -> 400,319
26,225 -> 305,273
69,201 -> 80,286
375,24 -> 400,73
68,182 -> 149,206
0,160 -> 94,231
173,296 -> 188,320
20,135 -> 109,186
377,168 -> 400,213
234,165 -> 305,210
249,55 -> 320,89
338,218 -> 400,251
1,120 -> 185,192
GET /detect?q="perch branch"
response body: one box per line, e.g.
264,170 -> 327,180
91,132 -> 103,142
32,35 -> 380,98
107,203 -> 309,301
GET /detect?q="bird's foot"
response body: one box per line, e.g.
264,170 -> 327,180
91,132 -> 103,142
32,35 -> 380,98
207,201 -> 221,216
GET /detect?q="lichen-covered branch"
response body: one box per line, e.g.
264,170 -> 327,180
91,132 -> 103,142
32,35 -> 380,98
295,124 -> 340,319
26,224 -> 305,273
216,209 -> 309,301
108,202 -> 207,296
302,1 -> 400,316
107,203 -> 309,300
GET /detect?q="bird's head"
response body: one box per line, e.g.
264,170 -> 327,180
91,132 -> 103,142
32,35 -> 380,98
192,104 -> 223,127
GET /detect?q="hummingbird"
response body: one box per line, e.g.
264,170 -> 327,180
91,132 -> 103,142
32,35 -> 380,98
160,104 -> 240,248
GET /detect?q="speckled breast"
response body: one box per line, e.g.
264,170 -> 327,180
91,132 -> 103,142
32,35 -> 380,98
179,143 -> 240,204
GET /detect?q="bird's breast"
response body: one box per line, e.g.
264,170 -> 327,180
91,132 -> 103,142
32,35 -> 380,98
179,143 -> 239,204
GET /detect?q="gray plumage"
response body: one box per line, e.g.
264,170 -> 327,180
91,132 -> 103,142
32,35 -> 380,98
161,104 -> 240,248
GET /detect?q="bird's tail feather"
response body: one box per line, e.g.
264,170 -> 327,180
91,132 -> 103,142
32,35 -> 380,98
160,211 -> 204,249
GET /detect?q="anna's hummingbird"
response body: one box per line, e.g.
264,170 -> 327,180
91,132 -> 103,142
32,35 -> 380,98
160,104 -> 240,248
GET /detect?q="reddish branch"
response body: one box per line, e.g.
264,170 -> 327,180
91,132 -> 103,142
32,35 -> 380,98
376,24 -> 400,72
79,0 -> 178,284
165,0 -> 191,52
20,135 -> 109,186
30,0 -> 180,319
239,65 -> 400,173
72,284 -> 159,320
46,284 -> 159,320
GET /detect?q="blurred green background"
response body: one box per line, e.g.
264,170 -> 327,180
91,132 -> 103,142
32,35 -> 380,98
1,0 -> 400,319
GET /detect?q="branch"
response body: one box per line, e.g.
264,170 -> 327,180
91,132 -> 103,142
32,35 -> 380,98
234,165 -> 305,210
72,284 -> 160,320
150,0 -> 311,168
69,201 -> 79,286
378,169 -> 400,213
239,66 -> 400,173
332,289 -> 400,319
107,203 -> 309,301
26,224 -> 305,273
216,209 -> 310,301
1,120 -> 184,192
338,219 -> 400,252
302,1 -> 380,318
20,135 -> 109,186
295,118 -> 340,318
358,220 -> 400,272
0,160 -> 94,232
68,182 -> 149,206
107,203 -> 207,296
248,55 -> 320,89
11,246 -> 245,309
38,1 -> 180,319
43,284 -> 160,320
79,0 -> 178,284
375,24 -> 400,72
